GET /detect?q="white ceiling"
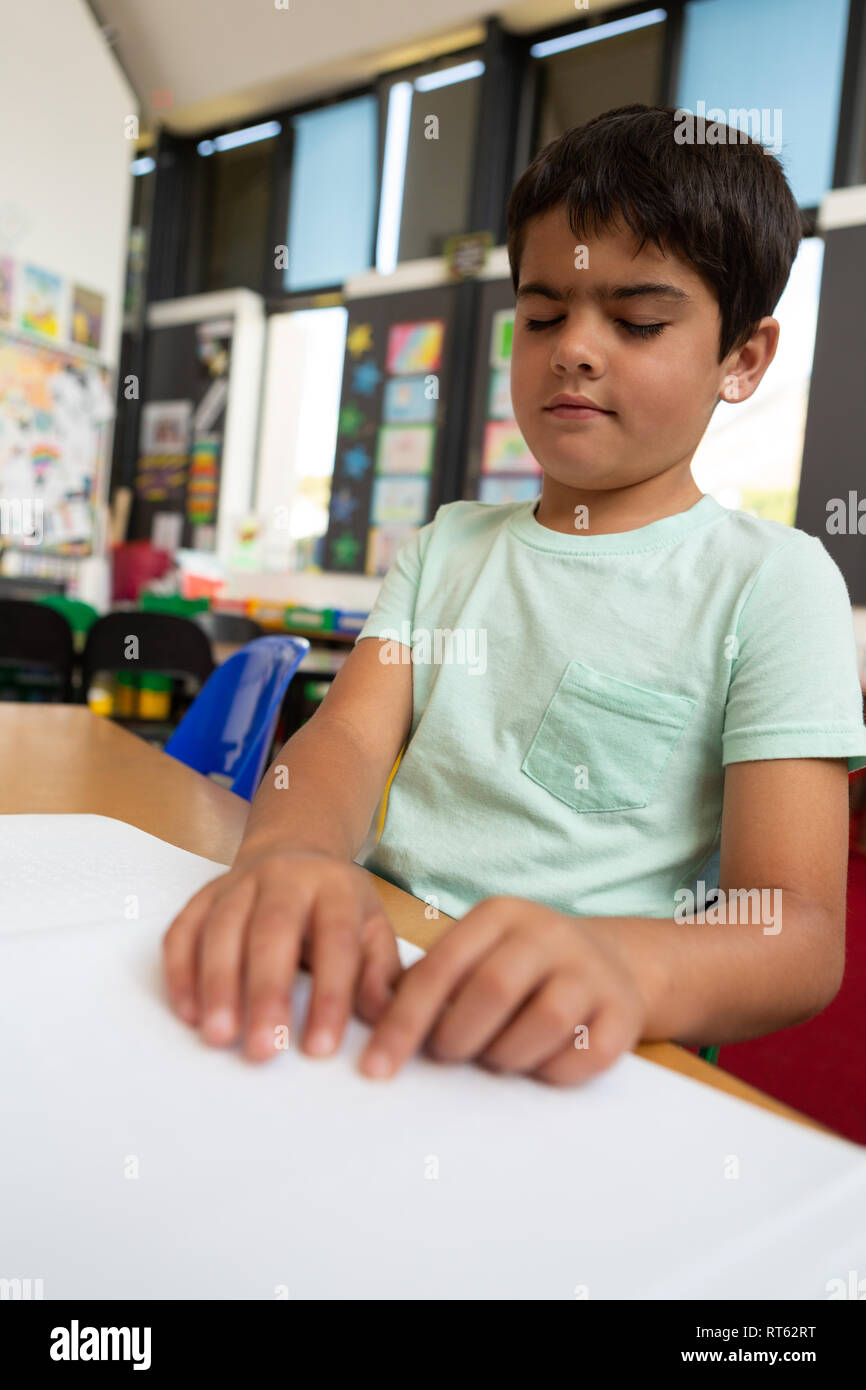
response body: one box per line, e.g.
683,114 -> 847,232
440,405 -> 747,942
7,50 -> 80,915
89,0 -> 623,136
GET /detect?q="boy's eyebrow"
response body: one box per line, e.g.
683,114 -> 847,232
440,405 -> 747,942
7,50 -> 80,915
516,280 -> 693,305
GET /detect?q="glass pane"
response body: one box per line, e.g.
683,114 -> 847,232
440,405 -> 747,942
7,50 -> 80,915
690,237 -> 824,524
285,95 -> 378,291
397,77 -> 481,260
533,21 -> 665,152
205,138 -> 276,291
678,0 -> 850,208
256,306 -> 348,569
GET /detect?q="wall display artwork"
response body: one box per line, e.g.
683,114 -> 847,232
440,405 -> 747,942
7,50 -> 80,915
487,366 -> 513,420
386,320 -> 444,375
370,474 -> 430,526
135,400 -> 193,504
0,329 -> 111,553
489,309 -> 514,368
141,400 -> 193,455
186,437 -> 220,523
374,424 -> 435,475
481,420 -> 541,474
20,264 -> 62,339
366,523 -> 416,576
382,375 -> 437,424
71,285 -> 104,351
479,475 -> 540,506
323,289 -> 454,573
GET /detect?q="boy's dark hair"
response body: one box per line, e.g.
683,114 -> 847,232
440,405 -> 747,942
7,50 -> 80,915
506,104 -> 803,362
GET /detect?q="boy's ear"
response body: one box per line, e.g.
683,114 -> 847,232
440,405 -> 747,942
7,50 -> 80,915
720,317 -> 780,406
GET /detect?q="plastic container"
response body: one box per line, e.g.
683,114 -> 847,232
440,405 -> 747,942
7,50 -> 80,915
113,671 -> 138,717
284,604 -> 336,632
138,672 -> 173,720
87,681 -> 114,716
333,609 -> 368,635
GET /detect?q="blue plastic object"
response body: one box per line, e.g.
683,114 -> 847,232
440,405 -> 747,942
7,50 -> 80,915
164,635 -> 310,801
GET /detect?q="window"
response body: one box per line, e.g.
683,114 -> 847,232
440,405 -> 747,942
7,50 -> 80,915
678,0 -> 850,209
202,135 -> 277,292
284,95 -> 379,292
530,9 -> 666,152
255,306 -> 348,568
377,56 -> 484,272
690,237 -> 824,525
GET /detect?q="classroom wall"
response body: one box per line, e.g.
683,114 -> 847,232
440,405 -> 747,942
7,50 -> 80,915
0,0 -> 137,370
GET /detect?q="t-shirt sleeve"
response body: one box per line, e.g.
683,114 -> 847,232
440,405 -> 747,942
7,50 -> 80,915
353,519 -> 435,649
722,532 -> 866,773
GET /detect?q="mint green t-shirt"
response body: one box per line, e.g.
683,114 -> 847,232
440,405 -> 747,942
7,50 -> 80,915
354,495 -> 866,921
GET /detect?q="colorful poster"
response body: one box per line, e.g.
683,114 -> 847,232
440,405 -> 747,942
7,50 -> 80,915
382,375 -> 436,424
20,265 -> 62,339
141,400 -> 193,455
71,286 -> 104,350
186,437 -> 220,523
479,476 -> 541,506
0,258 -> 13,321
386,320 -> 444,375
374,424 -> 435,475
490,309 -> 514,367
366,523 -> 416,576
134,455 -> 188,503
481,420 -> 541,475
370,475 -> 429,525
0,330 -> 110,553
487,366 -> 513,420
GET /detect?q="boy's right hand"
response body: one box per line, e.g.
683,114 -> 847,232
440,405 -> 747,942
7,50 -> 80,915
161,850 -> 402,1062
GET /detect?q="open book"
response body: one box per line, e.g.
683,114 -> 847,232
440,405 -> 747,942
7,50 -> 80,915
1,813 -> 865,1300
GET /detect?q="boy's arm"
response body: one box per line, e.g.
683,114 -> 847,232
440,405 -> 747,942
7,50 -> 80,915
356,757 -> 851,1084
602,756 -> 849,1046
235,636 -> 413,865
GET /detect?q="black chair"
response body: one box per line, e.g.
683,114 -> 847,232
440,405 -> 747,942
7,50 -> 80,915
82,612 -> 215,695
81,611 -> 216,742
0,599 -> 74,702
193,611 -> 263,645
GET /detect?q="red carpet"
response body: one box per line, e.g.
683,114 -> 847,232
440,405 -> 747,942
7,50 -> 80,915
717,826 -> 866,1146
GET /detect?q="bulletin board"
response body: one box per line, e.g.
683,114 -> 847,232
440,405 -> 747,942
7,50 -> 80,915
0,328 -> 112,554
129,318 -> 231,548
322,284 -> 458,575
463,277 -> 542,506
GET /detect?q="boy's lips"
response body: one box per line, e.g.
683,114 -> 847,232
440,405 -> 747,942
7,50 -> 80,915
544,393 -> 614,419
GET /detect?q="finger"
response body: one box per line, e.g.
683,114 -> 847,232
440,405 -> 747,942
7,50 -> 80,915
478,973 -> 593,1074
425,935 -> 549,1062
530,1000 -> 638,1086
196,876 -> 258,1046
359,902 -> 516,1078
162,879 -> 222,1024
302,878 -> 365,1056
355,911 -> 403,1024
242,885 -> 309,1062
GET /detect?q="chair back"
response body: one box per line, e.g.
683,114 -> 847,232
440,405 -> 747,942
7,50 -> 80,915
164,635 -> 310,800
0,599 -> 74,701
82,612 -> 214,691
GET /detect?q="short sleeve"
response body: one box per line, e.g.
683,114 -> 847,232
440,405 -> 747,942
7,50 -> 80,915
722,533 -> 866,774
353,519 -> 435,650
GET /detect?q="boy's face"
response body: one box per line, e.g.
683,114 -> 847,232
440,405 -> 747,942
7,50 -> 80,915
510,207 -> 739,494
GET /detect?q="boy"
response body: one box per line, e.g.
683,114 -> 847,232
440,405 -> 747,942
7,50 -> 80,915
163,104 -> 866,1087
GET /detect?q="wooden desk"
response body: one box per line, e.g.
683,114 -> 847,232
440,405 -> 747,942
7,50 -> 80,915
0,705 -> 831,1135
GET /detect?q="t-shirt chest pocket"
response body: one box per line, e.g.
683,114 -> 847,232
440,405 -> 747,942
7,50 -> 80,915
520,659 -> 696,813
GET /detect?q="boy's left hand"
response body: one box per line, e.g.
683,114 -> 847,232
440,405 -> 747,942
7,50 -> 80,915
357,896 -> 648,1086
